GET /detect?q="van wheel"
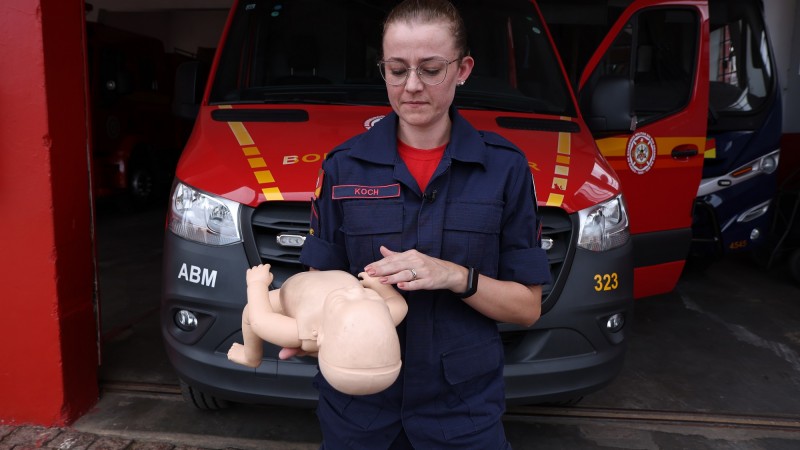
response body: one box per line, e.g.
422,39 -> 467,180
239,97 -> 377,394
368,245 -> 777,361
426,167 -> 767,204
128,161 -> 156,207
179,379 -> 230,410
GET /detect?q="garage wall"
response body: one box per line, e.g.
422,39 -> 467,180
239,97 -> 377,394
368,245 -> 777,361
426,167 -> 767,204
764,0 -> 800,134
96,9 -> 229,56
0,0 -> 97,425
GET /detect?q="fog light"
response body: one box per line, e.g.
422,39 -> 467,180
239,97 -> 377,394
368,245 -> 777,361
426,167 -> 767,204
750,228 -> 761,241
175,310 -> 198,331
605,313 -> 624,332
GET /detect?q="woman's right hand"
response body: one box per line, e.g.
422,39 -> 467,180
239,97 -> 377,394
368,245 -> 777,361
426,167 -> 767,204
279,347 -> 313,359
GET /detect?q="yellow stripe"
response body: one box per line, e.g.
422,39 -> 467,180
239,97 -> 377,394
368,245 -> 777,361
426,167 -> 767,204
555,165 -> 569,176
552,177 -> 568,190
546,193 -> 564,207
219,106 -> 282,203
248,157 -> 267,169
705,147 -> 717,159
596,136 -> 706,158
556,155 -> 570,165
254,170 -> 275,184
228,122 -> 255,146
262,187 -> 284,201
595,137 -> 628,157
557,132 -> 571,155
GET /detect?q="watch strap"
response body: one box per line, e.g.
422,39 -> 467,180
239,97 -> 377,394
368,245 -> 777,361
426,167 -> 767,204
460,266 -> 479,298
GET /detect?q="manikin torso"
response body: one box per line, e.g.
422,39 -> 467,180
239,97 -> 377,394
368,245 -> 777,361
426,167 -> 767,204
270,270 -> 364,351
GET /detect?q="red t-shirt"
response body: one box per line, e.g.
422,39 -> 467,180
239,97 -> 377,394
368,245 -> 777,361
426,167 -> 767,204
397,140 -> 447,192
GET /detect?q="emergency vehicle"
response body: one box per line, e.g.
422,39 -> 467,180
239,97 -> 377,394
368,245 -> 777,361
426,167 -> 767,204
161,0 -> 706,408
87,22 -> 189,207
540,0 -> 782,276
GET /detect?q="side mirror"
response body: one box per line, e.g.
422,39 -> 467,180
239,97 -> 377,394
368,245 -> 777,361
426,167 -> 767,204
173,61 -> 208,120
580,75 -> 636,133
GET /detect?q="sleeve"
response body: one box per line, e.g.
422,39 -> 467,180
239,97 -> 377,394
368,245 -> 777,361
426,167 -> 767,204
498,155 -> 552,286
299,158 -> 350,271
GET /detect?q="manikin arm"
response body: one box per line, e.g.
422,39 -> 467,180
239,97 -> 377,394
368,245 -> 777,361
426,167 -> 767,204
359,272 -> 408,326
245,265 -> 302,348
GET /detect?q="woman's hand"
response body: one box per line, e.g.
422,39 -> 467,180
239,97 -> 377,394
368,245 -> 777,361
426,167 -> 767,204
365,246 -> 541,326
363,246 -> 467,293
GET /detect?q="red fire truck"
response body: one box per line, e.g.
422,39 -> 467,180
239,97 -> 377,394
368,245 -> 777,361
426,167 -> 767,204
162,0 -> 707,408
87,22 -> 190,208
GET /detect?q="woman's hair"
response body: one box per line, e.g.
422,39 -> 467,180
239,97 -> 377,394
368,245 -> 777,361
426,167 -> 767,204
383,0 -> 469,59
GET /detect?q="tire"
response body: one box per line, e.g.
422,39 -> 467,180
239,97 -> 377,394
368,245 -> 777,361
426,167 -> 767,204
179,379 -> 230,410
128,161 -> 157,208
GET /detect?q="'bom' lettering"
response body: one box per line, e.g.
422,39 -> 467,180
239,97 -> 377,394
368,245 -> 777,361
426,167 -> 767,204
283,153 -> 327,165
178,263 -> 218,288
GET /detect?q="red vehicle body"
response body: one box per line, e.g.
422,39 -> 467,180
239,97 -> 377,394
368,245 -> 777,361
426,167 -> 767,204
574,0 -> 709,298
87,22 -> 190,207
161,0 -> 707,409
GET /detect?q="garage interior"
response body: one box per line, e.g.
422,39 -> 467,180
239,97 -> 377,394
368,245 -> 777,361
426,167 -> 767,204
3,0 -> 800,448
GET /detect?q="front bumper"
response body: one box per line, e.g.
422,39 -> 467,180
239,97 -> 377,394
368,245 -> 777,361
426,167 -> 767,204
162,223 -> 633,406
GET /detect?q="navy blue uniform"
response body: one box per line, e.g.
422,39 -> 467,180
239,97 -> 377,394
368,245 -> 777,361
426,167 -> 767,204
300,108 -> 550,449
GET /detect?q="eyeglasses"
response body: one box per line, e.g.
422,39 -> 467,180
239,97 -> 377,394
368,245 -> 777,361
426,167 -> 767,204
377,58 -> 459,86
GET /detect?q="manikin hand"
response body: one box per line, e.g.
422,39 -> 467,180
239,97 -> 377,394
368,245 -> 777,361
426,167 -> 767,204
358,271 -> 383,291
246,264 -> 274,287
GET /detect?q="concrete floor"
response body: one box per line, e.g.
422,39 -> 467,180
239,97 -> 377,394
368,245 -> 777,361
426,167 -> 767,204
77,202 -> 800,449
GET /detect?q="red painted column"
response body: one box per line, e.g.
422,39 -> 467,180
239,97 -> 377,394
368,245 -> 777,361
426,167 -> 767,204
0,0 -> 98,425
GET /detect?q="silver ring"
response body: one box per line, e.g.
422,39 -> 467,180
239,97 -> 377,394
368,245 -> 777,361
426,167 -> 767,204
409,268 -> 418,281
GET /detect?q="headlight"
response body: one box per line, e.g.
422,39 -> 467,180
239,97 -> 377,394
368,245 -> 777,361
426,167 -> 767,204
577,195 -> 630,251
168,182 -> 242,245
759,152 -> 779,175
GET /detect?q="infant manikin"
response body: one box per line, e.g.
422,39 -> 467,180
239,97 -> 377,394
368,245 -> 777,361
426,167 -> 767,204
227,264 -> 408,395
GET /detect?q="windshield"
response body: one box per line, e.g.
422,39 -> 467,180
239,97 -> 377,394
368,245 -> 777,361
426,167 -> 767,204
209,0 -> 575,116
708,0 -> 776,124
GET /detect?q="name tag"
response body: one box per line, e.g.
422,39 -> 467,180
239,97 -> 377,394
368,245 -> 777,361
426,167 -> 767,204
332,184 -> 401,200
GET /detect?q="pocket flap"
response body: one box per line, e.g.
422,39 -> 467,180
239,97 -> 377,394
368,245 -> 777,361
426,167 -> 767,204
444,201 -> 503,233
342,200 -> 403,235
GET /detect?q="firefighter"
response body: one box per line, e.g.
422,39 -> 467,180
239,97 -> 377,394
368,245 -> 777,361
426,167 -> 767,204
299,0 -> 551,447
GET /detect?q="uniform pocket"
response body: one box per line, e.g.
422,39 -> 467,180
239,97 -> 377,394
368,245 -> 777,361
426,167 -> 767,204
341,200 -> 403,267
443,200 -> 503,274
438,336 -> 505,440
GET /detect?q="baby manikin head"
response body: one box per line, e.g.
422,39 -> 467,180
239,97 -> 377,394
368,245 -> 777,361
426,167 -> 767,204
317,286 -> 402,395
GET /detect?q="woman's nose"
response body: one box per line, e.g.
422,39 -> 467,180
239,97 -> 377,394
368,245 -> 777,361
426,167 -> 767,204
404,69 -> 424,91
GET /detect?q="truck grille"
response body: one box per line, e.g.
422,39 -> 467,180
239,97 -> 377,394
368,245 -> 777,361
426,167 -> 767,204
538,206 -> 574,305
250,202 -> 309,286
250,202 -> 574,294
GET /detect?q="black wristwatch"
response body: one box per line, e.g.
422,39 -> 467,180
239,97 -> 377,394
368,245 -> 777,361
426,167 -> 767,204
460,266 -> 479,298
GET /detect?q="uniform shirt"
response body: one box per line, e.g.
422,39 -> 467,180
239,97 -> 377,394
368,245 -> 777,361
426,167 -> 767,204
300,107 -> 551,449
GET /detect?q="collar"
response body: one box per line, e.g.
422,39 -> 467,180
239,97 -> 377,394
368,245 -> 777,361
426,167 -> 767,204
349,106 -> 487,169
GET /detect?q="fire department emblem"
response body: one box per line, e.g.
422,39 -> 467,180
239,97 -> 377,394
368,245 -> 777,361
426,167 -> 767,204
364,115 -> 385,130
626,132 -> 657,175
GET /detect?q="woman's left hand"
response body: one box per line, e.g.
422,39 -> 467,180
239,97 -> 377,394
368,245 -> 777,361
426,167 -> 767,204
364,246 -> 466,292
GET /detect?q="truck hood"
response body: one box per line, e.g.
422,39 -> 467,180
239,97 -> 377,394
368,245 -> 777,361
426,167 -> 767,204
176,104 -> 620,213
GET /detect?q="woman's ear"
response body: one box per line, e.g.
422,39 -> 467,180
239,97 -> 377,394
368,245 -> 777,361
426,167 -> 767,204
457,55 -> 475,84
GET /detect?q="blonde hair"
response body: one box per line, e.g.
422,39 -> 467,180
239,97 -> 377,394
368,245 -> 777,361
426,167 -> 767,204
383,0 -> 469,59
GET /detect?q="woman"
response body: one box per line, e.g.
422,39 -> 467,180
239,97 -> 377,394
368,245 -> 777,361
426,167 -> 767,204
299,0 -> 551,447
